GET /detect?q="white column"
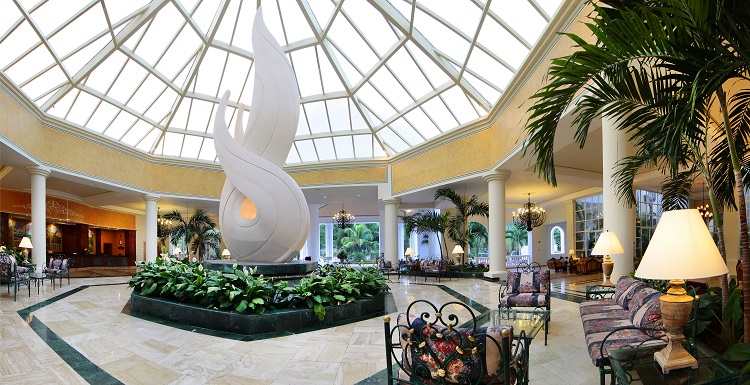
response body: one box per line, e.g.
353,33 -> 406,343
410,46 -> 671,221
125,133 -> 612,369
325,223 -> 334,262
306,204 -> 321,261
27,166 -> 50,273
397,222 -> 405,262
410,230 -> 419,255
378,208 -> 385,256
602,115 -> 636,280
484,170 -> 511,279
383,199 -> 400,265
143,194 -> 159,263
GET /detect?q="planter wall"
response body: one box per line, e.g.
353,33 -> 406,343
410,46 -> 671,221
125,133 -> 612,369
130,291 -> 386,336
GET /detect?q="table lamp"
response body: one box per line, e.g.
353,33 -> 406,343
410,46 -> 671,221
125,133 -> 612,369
404,247 -> 415,262
635,209 -> 727,374
19,236 -> 33,261
221,249 -> 231,259
452,245 -> 464,264
173,247 -> 182,257
590,230 -> 624,286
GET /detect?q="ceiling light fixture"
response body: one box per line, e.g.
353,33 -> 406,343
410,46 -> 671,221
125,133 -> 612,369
333,205 -> 355,229
512,193 -> 546,232
696,182 -> 712,221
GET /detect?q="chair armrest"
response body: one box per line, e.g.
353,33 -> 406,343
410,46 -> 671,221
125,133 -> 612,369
598,326 -> 667,363
586,285 -> 616,300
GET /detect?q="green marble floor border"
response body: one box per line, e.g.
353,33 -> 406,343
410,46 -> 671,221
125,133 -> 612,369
17,283 -> 125,385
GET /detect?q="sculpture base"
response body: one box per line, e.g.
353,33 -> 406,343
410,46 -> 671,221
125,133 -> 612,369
203,259 -> 318,279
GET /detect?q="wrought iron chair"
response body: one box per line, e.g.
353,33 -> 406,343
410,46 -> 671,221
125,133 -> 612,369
498,262 -> 550,345
45,257 -> 70,287
1,259 -> 31,301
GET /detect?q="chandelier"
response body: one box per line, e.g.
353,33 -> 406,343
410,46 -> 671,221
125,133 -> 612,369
512,193 -> 546,231
697,182 -> 712,221
157,207 -> 172,226
157,207 -> 172,238
333,205 -> 355,229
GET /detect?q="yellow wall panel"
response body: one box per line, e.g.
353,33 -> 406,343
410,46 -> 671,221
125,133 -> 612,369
290,167 -> 387,186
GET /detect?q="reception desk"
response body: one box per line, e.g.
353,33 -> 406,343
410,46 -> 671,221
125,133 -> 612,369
49,253 -> 133,268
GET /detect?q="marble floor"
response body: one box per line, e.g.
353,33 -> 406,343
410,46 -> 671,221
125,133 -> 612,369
0,271 -> 602,384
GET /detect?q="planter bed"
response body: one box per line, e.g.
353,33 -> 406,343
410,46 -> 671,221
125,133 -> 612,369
130,291 -> 386,336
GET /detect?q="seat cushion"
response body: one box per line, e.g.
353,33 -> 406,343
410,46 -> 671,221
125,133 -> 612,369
507,269 -> 549,294
500,293 -> 548,307
628,288 -> 663,336
613,276 -> 648,309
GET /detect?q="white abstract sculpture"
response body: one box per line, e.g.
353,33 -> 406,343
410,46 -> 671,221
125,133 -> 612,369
213,8 -> 309,263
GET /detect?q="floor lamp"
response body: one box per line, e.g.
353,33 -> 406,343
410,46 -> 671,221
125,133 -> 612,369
635,209 -> 727,373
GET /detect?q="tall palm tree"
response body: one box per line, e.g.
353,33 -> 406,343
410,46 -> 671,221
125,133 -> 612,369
340,224 -> 378,260
191,227 -> 221,261
403,210 -> 452,259
434,187 -> 489,264
467,222 -> 488,258
162,209 -> 218,260
505,224 -> 528,253
522,0 -> 750,338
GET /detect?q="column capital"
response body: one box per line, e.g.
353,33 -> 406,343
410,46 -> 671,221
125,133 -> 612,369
142,194 -> 160,202
26,165 -> 51,177
483,169 -> 511,182
381,198 -> 401,206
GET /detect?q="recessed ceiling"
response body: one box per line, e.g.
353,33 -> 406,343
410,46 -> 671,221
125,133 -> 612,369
0,0 -> 564,166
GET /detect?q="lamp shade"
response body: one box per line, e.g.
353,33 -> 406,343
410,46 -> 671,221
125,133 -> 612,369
221,249 -> 231,256
569,249 -> 575,255
404,247 -> 415,256
590,231 -> 624,256
173,247 -> 182,254
635,209 -> 727,280
452,245 -> 464,254
19,236 -> 32,249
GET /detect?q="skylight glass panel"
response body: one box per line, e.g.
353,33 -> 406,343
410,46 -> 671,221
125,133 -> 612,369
47,4 -> 108,58
237,64 -> 255,106
214,0 -> 239,44
535,0 -> 564,18
478,17 -> 529,70
146,87 -> 178,122
128,74 -> 166,113
186,99 -> 213,132
388,48 -> 432,99
490,0 -> 547,45
103,0 -> 149,25
361,103 -> 382,125
0,2 -> 22,35
181,0 -> 200,13
389,118 -> 425,146
136,128 -> 160,152
62,34 -> 111,77
87,101 -> 120,133
4,45 -> 55,85
181,134 -> 203,158
376,128 -> 408,153
33,88 -> 57,106
421,96 -> 458,131
258,0 -> 285,45
133,2 -> 184,65
21,66 -> 65,100
304,101 -> 330,134
198,138 -> 217,161
285,147 -> 300,164
317,46 -> 346,93
66,91 -> 99,126
441,87 -> 478,124
333,136 -> 354,159
314,137 -> 336,160
291,47 -> 322,97
296,106 -> 311,135
191,0 -> 220,35
307,0 -> 335,30
194,48 -> 227,96
47,89 -> 77,118
107,59 -> 148,103
0,22 -> 37,70
349,100 -> 369,130
463,71 -> 501,104
386,0 -> 412,22
157,26 -> 201,79
417,0 -> 481,37
169,99 -> 190,129
413,8 -> 470,63
205,101 -> 228,135
342,1 -> 398,57
328,43 -> 362,85
404,108 -> 440,140
217,53 -> 252,101
405,41 -> 450,86
356,83 -> 395,120
278,1 -> 314,44
369,67 -> 412,110
328,16 -> 378,73
466,48 -> 514,91
327,98 -> 350,132
121,119 -> 152,146
373,141 -> 387,157
353,135 -> 373,158
85,50 -> 127,94
163,132 -> 184,156
296,139 -> 318,162
231,1 -> 254,53
31,0 -> 90,36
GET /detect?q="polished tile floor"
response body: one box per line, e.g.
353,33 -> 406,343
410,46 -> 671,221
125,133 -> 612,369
0,270 -> 603,384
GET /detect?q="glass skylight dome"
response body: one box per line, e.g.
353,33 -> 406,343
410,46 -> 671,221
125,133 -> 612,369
0,0 -> 563,165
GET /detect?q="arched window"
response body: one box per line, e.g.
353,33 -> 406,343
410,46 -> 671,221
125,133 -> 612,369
551,226 -> 564,254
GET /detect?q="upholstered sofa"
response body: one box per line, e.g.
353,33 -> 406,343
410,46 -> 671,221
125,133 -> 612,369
580,276 -> 666,385
384,299 -> 527,384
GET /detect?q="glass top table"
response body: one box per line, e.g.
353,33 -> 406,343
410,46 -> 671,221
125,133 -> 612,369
608,341 -> 739,384
27,272 -> 47,295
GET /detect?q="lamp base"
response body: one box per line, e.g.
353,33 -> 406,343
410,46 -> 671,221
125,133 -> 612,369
655,279 -> 698,374
602,255 -> 614,286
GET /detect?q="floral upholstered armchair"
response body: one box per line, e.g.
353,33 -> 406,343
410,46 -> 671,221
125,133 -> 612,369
498,262 -> 550,345
384,299 -> 527,384
0,247 -> 31,301
45,257 -> 70,287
